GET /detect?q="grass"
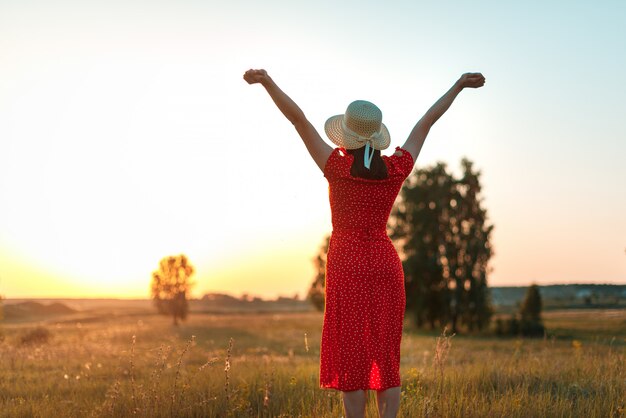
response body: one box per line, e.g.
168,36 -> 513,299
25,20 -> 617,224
0,309 -> 624,417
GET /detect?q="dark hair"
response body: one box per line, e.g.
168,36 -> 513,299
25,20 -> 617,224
347,147 -> 388,180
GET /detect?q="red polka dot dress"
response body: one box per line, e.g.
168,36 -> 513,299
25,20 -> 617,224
320,146 -> 414,391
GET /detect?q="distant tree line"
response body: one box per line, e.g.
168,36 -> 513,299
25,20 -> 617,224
308,157 -> 495,334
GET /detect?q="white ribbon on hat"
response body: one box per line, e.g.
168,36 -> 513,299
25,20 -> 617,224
341,120 -> 383,170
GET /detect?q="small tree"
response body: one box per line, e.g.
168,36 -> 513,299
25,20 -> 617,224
151,255 -> 195,326
519,283 -> 544,337
494,286 -> 545,338
307,236 -> 330,312
0,294 -> 4,341
520,283 -> 542,322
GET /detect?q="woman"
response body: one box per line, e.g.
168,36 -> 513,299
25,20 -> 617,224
244,69 -> 485,418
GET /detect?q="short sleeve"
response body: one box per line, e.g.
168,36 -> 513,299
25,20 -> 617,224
323,147 -> 351,180
385,146 -> 414,178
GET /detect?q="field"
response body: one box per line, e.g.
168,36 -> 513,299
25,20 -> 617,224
0,306 -> 624,417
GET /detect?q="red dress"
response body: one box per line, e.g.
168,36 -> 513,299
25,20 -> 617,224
320,146 -> 414,391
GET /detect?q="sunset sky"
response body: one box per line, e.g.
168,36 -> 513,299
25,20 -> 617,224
1,0 -> 625,299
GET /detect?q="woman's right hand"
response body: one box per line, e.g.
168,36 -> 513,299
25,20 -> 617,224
458,72 -> 486,89
243,69 -> 270,85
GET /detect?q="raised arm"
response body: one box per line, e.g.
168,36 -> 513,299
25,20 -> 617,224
401,73 -> 485,162
244,69 -> 333,172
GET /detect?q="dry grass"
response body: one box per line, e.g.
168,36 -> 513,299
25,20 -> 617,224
19,326 -> 52,346
0,310 -> 624,417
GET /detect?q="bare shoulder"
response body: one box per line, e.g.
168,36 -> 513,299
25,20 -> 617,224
393,149 -> 404,157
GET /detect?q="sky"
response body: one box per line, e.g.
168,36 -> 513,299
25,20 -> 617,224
1,0 -> 625,299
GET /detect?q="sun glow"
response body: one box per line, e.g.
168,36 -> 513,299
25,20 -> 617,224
2,1 -> 625,299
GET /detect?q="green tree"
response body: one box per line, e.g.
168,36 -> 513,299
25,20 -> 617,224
519,283 -> 545,337
520,283 -> 542,322
390,163 -> 453,329
151,255 -> 195,326
493,285 -> 545,338
307,236 -> 330,312
454,159 -> 495,332
390,158 -> 494,333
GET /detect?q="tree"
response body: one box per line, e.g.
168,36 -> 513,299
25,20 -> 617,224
390,158 -> 494,333
520,283 -> 542,322
494,285 -> 545,338
0,294 -> 4,341
307,235 -> 330,312
519,283 -> 545,337
151,255 -> 195,326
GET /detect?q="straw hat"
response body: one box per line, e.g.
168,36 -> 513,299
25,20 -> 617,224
324,100 -> 391,151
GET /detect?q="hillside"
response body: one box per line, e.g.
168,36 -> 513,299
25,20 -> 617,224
2,301 -> 76,320
1,294 -> 313,323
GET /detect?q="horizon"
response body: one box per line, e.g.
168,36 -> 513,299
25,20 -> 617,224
3,281 -> 625,302
1,0 -> 625,299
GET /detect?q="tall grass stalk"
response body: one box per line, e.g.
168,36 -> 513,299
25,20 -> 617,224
130,335 -> 137,414
224,337 -> 233,409
150,344 -> 171,413
433,327 -> 455,393
171,335 -> 195,416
